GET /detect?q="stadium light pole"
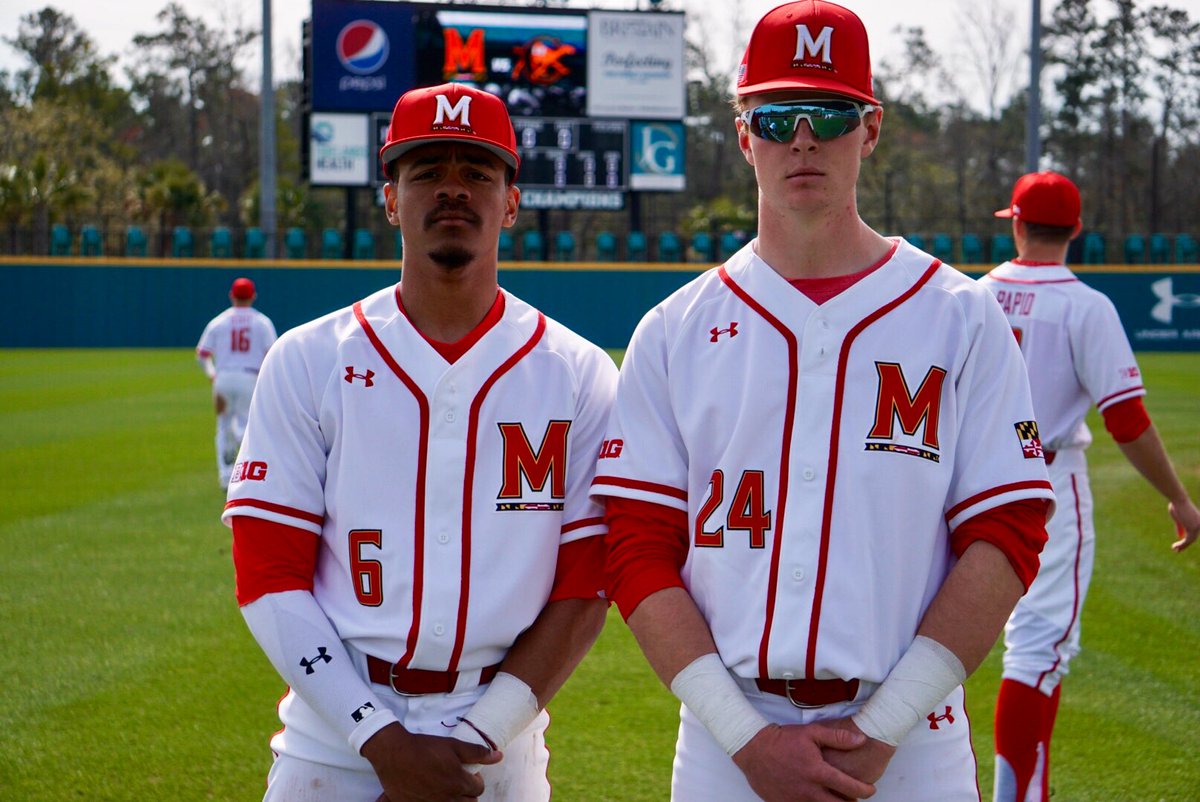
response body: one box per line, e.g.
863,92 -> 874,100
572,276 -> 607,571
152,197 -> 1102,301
260,0 -> 278,258
1025,0 -> 1042,173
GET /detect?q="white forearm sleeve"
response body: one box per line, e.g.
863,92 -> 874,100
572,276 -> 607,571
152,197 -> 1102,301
669,653 -> 770,756
851,635 -> 966,746
450,672 -> 540,752
240,590 -> 397,754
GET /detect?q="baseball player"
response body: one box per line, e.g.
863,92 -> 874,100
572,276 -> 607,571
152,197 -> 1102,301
979,171 -> 1200,802
592,3 -> 1055,800
223,83 -> 616,800
196,276 -> 276,488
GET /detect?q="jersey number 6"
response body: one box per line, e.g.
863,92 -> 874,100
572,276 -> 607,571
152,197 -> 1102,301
349,529 -> 383,606
694,469 -> 772,549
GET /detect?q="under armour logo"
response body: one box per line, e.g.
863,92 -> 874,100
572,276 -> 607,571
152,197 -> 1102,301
710,322 -> 739,342
345,366 -> 376,387
299,647 -> 332,675
927,706 -> 955,730
1151,277 -> 1200,324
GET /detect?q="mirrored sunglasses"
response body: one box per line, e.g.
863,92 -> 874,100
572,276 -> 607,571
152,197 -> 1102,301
738,100 -> 877,143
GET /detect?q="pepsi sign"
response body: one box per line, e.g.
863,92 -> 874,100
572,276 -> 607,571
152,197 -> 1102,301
311,0 -> 415,112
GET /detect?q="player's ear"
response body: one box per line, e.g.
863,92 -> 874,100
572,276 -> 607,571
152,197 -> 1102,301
384,182 -> 400,226
1069,220 -> 1083,240
736,117 -> 756,167
860,107 -> 883,158
502,185 -> 520,228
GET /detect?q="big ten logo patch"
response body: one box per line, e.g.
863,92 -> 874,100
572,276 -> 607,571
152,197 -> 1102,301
598,439 -> 623,459
231,460 -> 268,483
864,362 -> 947,463
496,420 -> 572,511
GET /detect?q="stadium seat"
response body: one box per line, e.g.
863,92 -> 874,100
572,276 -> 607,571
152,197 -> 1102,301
210,226 -> 233,258
691,231 -> 714,262
244,227 -> 266,259
321,228 -> 343,259
497,231 -> 513,260
627,231 -> 648,261
50,223 -> 71,256
1123,234 -> 1146,264
718,231 -> 743,261
554,230 -> 576,261
353,228 -> 376,260
1149,233 -> 1171,264
125,225 -> 147,257
931,233 -> 954,263
1082,231 -> 1106,264
80,225 -> 103,257
284,227 -> 306,259
657,231 -> 682,262
595,231 -> 617,261
171,226 -> 194,258
960,233 -> 984,264
905,233 -> 926,252
522,230 -> 544,260
1175,233 -> 1198,264
990,233 -> 1015,263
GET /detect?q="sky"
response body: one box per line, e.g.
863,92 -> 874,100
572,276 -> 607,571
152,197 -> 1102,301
3,0 -> 1199,110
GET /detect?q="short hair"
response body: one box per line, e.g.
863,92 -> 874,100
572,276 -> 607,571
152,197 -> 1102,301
1022,220 -> 1076,244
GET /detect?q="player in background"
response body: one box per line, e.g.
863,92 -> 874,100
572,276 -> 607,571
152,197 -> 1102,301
196,277 -> 276,489
593,2 -> 1054,799
222,83 -> 616,800
980,170 -> 1200,802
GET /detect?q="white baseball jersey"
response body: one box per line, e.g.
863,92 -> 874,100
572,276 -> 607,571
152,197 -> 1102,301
592,239 -> 1054,684
196,306 -> 277,374
222,284 -> 616,673
977,261 -> 1145,450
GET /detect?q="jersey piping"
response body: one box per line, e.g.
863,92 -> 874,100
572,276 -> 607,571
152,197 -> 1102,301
224,498 -> 325,526
592,475 -> 689,502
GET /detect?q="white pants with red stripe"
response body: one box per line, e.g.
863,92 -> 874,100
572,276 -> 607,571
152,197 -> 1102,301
670,683 -> 979,801
1001,447 -> 1094,696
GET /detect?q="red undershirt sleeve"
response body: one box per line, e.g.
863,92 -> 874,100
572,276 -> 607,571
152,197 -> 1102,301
1102,396 -> 1151,444
548,535 -> 609,603
231,516 -> 319,606
603,496 -> 690,620
949,498 -> 1051,591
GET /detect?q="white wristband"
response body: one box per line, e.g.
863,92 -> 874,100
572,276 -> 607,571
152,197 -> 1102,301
851,636 -> 966,746
450,672 -> 539,752
669,653 -> 769,756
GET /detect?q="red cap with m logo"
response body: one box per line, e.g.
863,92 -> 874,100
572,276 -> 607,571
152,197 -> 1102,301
379,83 -> 520,177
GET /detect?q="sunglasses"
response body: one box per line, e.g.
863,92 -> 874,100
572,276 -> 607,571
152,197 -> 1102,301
738,100 -> 878,143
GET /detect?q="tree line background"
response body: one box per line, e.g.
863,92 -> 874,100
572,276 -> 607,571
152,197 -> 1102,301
1,0 -> 1197,260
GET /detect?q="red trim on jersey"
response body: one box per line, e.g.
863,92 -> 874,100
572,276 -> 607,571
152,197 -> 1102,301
1038,475 -> 1086,688
949,498 -> 1049,590
806,259 -> 943,678
231,516 -> 319,605
985,275 -> 1078,285
944,480 -> 1055,523
591,475 -> 689,502
603,496 -> 690,619
355,299 -> 431,671
718,263 -> 801,679
224,498 -> 324,526
1097,385 -> 1145,410
786,242 -> 895,304
1010,259 -> 1061,267
562,516 -> 604,534
398,288 -> 505,364
1102,396 -> 1151,443
548,535 -> 608,602
451,313 -> 547,673
197,348 -> 213,358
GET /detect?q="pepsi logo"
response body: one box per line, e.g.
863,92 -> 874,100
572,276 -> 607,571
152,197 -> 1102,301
336,20 -> 389,75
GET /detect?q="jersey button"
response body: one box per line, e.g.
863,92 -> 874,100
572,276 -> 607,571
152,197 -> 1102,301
438,533 -> 450,544
444,410 -> 457,423
802,468 -> 815,481
791,567 -> 805,582
433,624 -> 446,636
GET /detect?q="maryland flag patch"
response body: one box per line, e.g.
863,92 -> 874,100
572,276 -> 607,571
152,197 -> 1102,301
1014,420 -> 1045,460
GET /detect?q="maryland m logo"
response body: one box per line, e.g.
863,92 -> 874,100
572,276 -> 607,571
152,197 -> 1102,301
794,24 -> 834,64
865,362 -> 947,460
497,420 -> 572,504
443,29 -> 486,82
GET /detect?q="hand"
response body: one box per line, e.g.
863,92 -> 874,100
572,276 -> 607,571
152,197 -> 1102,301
360,722 -> 501,801
731,722 -> 876,802
819,717 -> 897,789
214,394 -> 227,415
1169,497 -> 1200,552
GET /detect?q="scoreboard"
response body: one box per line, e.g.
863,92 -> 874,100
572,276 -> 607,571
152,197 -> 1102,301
513,119 -> 625,191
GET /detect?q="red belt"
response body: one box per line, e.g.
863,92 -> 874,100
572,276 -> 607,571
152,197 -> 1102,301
366,657 -> 500,695
1045,450 -> 1056,465
755,677 -> 861,708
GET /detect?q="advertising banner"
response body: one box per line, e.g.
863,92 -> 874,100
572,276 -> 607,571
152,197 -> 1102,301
630,121 -> 685,191
309,113 -> 371,186
311,0 -> 415,112
587,11 -> 686,119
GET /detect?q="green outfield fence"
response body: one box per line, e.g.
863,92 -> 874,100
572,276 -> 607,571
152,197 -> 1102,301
3,258 -> 1199,351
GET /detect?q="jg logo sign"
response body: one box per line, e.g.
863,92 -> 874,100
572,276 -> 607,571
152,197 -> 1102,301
631,122 -> 685,191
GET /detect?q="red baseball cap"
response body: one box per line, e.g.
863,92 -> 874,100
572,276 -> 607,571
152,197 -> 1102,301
737,0 -> 879,105
230,277 -> 255,299
994,171 -> 1081,227
379,83 -> 520,177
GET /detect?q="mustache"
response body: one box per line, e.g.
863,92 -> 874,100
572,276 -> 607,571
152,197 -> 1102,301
424,200 -> 481,229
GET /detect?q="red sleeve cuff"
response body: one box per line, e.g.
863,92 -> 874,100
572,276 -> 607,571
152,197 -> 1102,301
231,515 -> 319,606
1102,396 -> 1151,444
549,536 -> 609,603
603,496 -> 690,620
949,498 -> 1050,590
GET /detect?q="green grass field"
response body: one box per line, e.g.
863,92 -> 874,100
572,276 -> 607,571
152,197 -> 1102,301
1,349 -> 1197,800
